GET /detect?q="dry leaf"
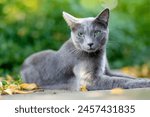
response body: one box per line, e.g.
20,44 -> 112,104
3,88 -> 13,95
121,64 -> 150,78
111,88 -> 124,95
13,90 -> 34,94
7,84 -> 20,90
80,85 -> 88,92
121,67 -> 139,77
20,83 -> 38,90
141,64 -> 149,77
0,75 -> 39,95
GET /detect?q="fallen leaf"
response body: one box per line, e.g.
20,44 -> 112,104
80,85 -> 88,92
20,83 -> 38,90
121,67 -> 139,77
13,90 -> 34,94
141,64 -> 149,77
111,88 -> 124,95
3,89 -> 13,95
120,64 -> 150,78
0,75 -> 39,95
7,84 -> 20,90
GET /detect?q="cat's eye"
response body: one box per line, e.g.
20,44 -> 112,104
78,32 -> 84,37
94,30 -> 101,37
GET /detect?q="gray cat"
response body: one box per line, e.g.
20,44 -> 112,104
21,8 -> 150,91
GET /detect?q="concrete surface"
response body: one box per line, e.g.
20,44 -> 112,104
1,88 -> 150,100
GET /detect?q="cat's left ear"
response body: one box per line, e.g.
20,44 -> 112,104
63,11 -> 78,29
95,8 -> 109,26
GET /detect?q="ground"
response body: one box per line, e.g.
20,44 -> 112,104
1,88 -> 150,100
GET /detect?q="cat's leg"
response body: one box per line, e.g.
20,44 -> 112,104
41,77 -> 78,91
88,75 -> 150,90
105,69 -> 135,79
21,66 -> 78,91
123,79 -> 150,89
104,60 -> 135,78
73,64 -> 96,91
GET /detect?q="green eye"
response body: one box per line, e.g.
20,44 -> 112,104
94,30 -> 101,37
78,32 -> 84,37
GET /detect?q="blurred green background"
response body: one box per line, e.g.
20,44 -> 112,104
0,0 -> 149,76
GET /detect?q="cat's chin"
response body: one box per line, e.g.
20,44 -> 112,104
84,48 -> 98,53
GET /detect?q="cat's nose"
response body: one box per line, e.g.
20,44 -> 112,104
88,43 -> 94,47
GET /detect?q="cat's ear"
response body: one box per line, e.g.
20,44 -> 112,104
63,11 -> 78,28
95,8 -> 109,26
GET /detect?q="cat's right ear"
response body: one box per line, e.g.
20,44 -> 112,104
63,11 -> 78,29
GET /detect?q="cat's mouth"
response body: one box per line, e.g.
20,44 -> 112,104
80,45 -> 99,53
85,48 -> 98,53
88,48 -> 95,50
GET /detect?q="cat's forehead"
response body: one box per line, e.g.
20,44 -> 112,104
78,17 -> 95,24
76,17 -> 100,30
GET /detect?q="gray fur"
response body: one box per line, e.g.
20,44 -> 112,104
21,9 -> 150,91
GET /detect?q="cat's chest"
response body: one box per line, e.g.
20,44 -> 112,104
75,57 -> 99,74
76,53 -> 100,65
73,58 -> 99,86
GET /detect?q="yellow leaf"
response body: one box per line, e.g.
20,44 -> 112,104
20,83 -> 38,90
80,85 -> 88,92
4,88 -> 13,95
111,88 -> 124,95
13,90 -> 34,94
121,67 -> 138,77
141,64 -> 149,77
7,84 -> 20,90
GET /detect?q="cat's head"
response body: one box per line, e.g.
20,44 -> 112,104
63,8 -> 109,53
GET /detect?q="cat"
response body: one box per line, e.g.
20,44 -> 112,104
21,8 -> 150,91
